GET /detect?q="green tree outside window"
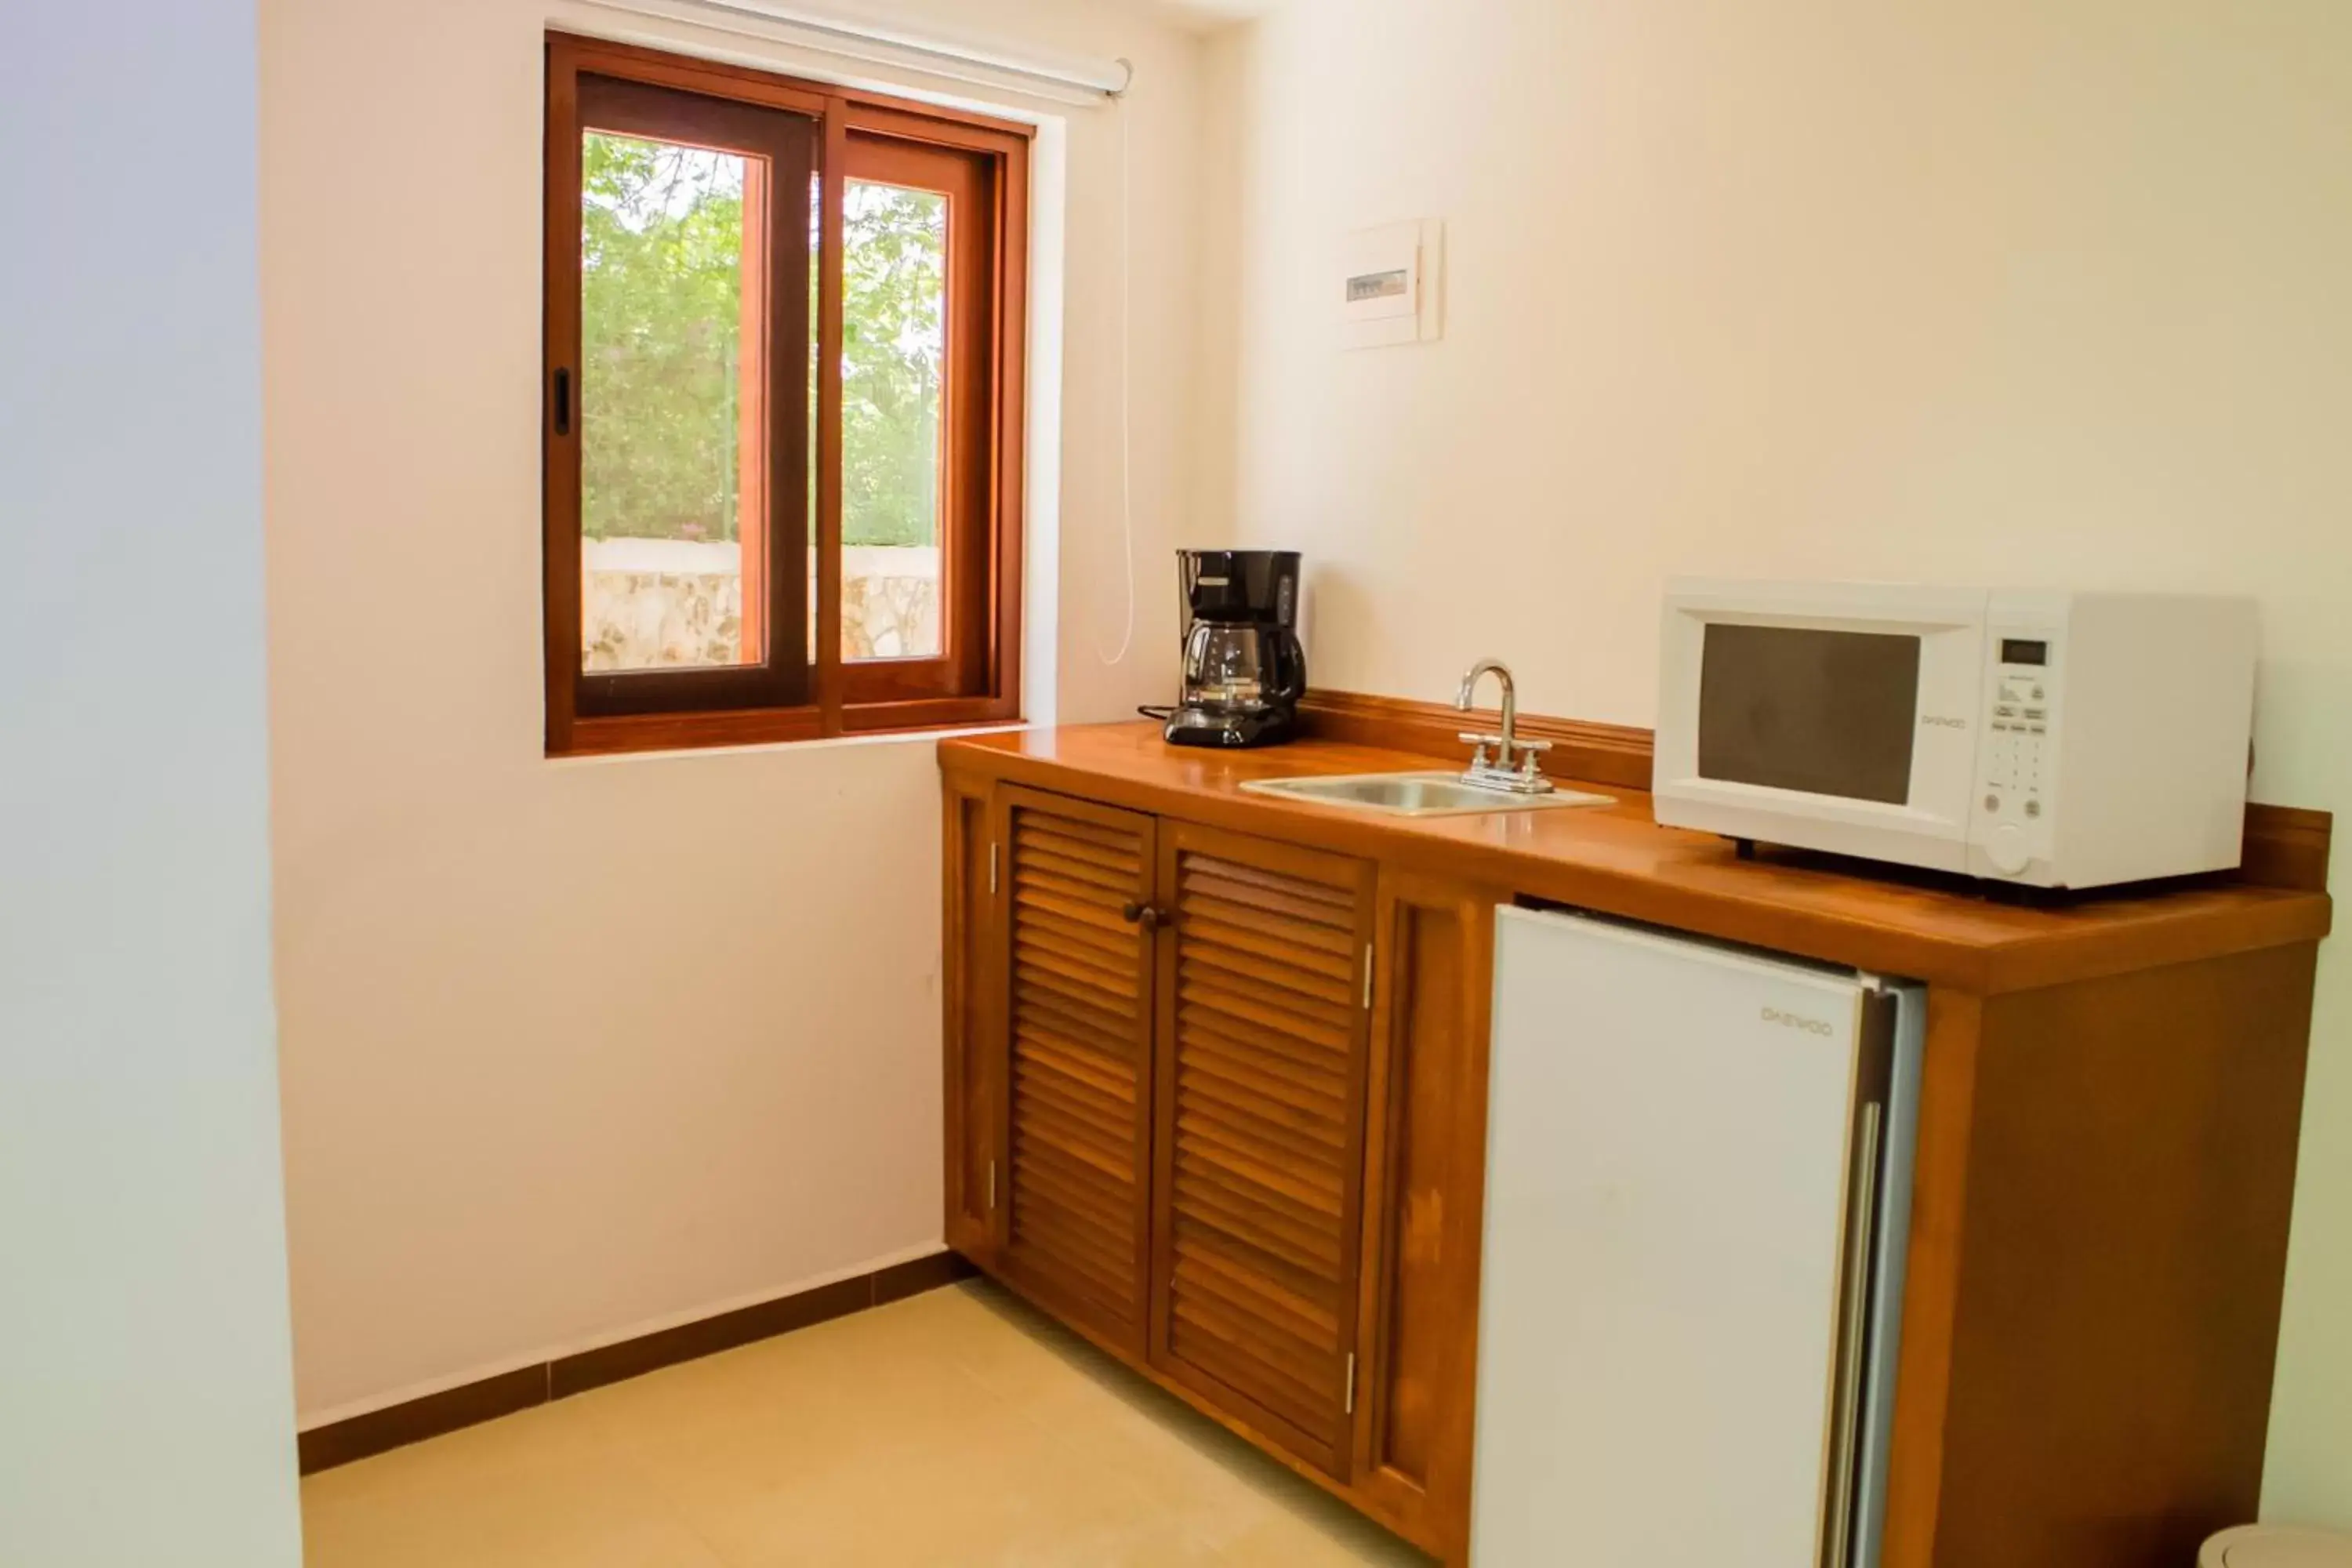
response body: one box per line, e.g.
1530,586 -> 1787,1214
581,132 -> 947,550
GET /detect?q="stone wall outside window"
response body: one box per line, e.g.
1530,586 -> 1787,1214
582,538 -> 939,671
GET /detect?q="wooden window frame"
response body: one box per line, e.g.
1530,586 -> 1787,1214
543,33 -> 1029,757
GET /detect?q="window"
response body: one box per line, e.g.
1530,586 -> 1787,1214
543,34 -> 1028,754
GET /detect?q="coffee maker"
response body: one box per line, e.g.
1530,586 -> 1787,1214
1163,550 -> 1307,748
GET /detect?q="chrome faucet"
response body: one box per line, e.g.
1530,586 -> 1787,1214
1454,659 -> 1553,794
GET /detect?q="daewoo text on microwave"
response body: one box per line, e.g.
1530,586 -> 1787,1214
1653,581 -> 2258,889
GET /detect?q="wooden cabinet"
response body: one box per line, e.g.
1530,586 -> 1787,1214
941,772 -> 996,1266
1349,869 -> 1504,1549
942,727 -> 2330,1568
995,787 -> 1156,1352
1149,822 -> 1376,1477
944,777 -> 1487,1559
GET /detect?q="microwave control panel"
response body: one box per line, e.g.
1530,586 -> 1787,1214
1976,634 -> 2058,874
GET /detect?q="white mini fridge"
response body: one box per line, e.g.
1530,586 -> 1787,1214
1472,906 -> 1925,1567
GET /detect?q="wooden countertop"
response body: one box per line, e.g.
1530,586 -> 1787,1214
940,722 -> 2332,994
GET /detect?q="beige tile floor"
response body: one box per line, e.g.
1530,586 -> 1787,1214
301,1281 -> 1436,1567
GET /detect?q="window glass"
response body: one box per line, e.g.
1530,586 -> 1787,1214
1697,624 -> 1922,804
579,132 -> 763,671
841,179 -> 947,661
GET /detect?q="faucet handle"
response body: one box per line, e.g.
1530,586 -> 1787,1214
1457,731 -> 1505,748
1514,737 -> 1552,778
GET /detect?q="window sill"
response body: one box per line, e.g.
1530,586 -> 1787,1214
548,697 -> 1020,760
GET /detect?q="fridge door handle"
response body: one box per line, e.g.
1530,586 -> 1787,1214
1821,1101 -> 1882,1568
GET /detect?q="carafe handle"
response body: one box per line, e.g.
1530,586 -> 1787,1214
1273,630 -> 1308,705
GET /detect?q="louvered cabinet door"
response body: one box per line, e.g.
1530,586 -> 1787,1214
1149,823 -> 1377,1478
995,786 -> 1158,1356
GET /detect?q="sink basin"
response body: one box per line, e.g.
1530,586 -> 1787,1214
1240,770 -> 1614,818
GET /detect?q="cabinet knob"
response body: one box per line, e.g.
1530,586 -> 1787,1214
1120,900 -> 1165,931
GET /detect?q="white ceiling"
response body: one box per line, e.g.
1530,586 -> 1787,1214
1099,0 -> 1277,32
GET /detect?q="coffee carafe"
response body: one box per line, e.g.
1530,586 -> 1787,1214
1164,550 -> 1306,748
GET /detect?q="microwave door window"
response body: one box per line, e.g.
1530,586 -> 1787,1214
1696,625 -> 1921,805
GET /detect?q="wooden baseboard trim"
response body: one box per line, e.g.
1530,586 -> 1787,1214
1298,687 -> 2332,893
296,1249 -> 977,1475
294,1364 -> 551,1479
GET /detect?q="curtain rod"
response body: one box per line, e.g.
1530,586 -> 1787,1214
567,0 -> 1135,104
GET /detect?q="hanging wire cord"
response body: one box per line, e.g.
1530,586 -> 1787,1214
1094,58 -> 1139,666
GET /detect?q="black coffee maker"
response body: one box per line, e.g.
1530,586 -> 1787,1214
1163,550 -> 1307,748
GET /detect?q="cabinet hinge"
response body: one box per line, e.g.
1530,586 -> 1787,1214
1362,945 -> 1374,1011
986,1159 -> 997,1210
1345,1352 -> 1357,1414
989,841 -> 1000,896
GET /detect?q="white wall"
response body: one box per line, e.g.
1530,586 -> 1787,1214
262,0 -> 1203,1420
0,4 -> 304,1564
1200,0 -> 2352,1526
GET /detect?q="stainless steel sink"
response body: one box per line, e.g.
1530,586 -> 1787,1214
1240,771 -> 1614,818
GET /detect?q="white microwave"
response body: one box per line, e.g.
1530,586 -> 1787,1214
1653,580 -> 2258,889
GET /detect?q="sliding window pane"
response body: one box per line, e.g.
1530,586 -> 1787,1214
580,132 -> 766,671
841,179 -> 947,661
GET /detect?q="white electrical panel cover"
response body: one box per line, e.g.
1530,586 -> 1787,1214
1341,219 -> 1443,348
